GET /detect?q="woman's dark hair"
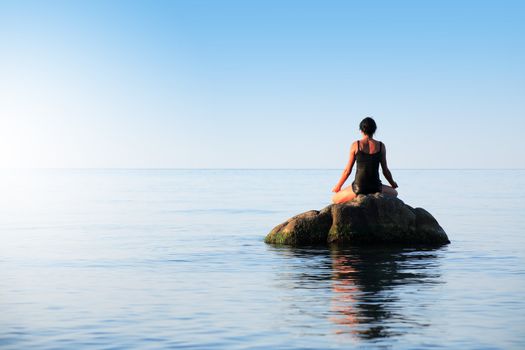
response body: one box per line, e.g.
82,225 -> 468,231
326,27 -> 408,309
359,117 -> 377,136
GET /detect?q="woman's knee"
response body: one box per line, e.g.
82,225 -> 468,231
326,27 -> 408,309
332,193 -> 345,204
332,189 -> 356,204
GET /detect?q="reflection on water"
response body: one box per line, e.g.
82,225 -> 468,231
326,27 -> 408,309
271,246 -> 445,341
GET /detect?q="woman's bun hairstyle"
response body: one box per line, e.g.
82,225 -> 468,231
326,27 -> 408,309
359,117 -> 377,136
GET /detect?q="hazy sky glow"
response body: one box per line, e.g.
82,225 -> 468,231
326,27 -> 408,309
1,0 -> 524,168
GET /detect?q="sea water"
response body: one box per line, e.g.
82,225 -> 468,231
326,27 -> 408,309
0,169 -> 524,349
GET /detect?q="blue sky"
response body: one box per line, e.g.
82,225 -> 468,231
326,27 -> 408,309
1,0 -> 524,168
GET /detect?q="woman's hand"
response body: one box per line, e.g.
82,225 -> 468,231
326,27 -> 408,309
391,181 -> 398,189
332,185 -> 341,193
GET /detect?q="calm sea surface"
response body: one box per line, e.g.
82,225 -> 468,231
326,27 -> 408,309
0,169 -> 524,349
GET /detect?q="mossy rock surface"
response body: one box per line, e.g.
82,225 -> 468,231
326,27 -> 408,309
265,194 -> 450,246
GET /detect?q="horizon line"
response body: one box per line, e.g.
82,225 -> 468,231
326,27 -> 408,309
1,167 -> 524,171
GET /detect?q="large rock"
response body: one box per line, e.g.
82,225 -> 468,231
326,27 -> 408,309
265,194 -> 450,246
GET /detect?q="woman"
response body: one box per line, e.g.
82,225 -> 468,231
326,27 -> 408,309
331,117 -> 398,204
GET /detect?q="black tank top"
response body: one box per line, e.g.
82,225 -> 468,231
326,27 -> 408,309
352,140 -> 382,195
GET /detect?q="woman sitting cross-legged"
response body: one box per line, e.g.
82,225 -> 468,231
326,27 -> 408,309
332,117 -> 398,204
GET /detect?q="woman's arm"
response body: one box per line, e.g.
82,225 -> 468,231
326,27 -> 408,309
380,143 -> 398,188
332,142 -> 357,192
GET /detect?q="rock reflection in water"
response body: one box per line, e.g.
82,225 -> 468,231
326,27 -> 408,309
271,246 -> 445,341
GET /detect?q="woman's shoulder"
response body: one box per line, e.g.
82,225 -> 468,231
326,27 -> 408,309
373,139 -> 384,147
376,140 -> 386,153
349,140 -> 359,155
